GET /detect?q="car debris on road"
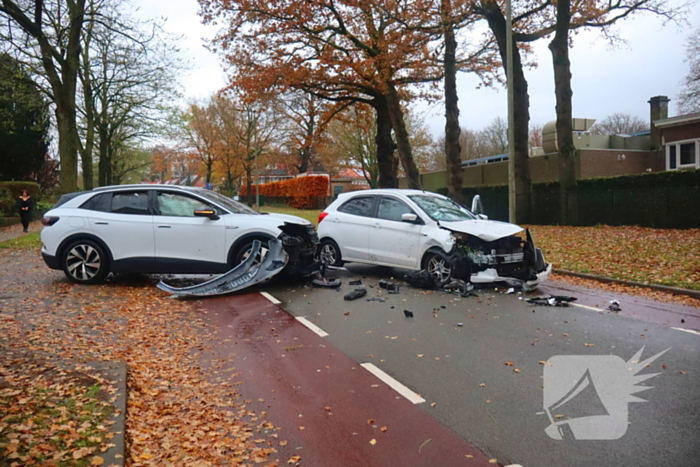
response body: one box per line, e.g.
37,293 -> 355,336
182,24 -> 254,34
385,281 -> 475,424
344,288 -> 368,301
526,295 -> 578,307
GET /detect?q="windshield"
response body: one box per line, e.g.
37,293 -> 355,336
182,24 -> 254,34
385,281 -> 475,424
196,189 -> 260,215
409,195 -> 477,222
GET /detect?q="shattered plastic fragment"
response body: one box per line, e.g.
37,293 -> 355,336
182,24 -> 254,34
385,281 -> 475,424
344,288 -> 367,301
404,310 -> 414,318
312,278 -> 342,288
526,295 -> 577,307
608,300 -> 621,312
349,279 -> 363,286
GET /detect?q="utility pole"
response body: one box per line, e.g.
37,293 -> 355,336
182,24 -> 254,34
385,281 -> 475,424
506,0 -> 516,223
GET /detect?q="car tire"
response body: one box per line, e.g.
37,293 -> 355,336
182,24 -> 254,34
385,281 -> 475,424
318,239 -> 344,267
233,239 -> 270,267
422,249 -> 453,287
62,239 -> 109,284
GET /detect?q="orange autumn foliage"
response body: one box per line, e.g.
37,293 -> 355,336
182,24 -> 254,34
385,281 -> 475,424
240,175 -> 329,209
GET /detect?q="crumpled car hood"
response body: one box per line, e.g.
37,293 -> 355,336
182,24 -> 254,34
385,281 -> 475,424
441,219 -> 524,242
265,213 -> 312,225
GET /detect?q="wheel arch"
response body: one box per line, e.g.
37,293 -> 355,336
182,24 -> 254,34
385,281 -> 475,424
57,233 -> 114,266
227,232 -> 276,265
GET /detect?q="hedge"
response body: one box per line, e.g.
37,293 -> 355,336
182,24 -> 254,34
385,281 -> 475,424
0,181 -> 41,217
438,170 -> 700,229
241,176 -> 329,209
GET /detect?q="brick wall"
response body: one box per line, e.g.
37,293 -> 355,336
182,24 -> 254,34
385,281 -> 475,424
579,149 -> 663,178
662,122 -> 700,143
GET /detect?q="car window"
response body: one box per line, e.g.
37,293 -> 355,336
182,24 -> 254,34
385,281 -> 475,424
409,194 -> 476,222
196,189 -> 258,215
377,197 -> 415,222
111,191 -> 150,215
338,196 -> 374,217
80,193 -> 111,212
156,192 -> 216,217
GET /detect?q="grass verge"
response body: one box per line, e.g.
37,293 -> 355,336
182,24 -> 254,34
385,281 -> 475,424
0,232 -> 41,250
261,206 -> 322,225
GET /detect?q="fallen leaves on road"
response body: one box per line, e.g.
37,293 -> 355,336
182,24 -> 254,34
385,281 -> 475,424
0,249 -> 282,466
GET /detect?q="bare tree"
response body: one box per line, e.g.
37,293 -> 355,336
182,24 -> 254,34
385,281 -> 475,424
589,113 -> 649,135
1,0 -> 87,193
529,123 -> 543,150
79,3 -> 184,187
678,28 -> 700,114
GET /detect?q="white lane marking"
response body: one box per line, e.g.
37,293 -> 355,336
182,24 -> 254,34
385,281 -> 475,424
672,327 -> 700,336
260,291 -> 281,305
360,363 -> 426,404
570,303 -> 604,312
296,316 -> 329,337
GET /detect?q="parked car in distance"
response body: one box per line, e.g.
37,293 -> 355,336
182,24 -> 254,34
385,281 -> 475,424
317,189 -> 551,287
41,185 -> 317,284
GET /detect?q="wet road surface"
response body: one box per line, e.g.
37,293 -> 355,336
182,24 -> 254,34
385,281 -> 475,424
260,265 -> 700,467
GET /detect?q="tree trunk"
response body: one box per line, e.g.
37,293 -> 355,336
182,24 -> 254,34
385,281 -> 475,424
55,103 -> 80,193
98,128 -> 109,186
441,0 -> 464,204
385,83 -> 420,189
549,0 -> 577,225
297,147 -> 311,174
245,166 -> 254,207
481,0 -> 531,223
373,96 -> 398,188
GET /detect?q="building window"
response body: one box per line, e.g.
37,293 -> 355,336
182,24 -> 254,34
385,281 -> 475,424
667,139 -> 699,170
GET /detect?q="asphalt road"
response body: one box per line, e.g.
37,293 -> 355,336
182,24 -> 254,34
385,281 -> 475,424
265,265 -> 700,467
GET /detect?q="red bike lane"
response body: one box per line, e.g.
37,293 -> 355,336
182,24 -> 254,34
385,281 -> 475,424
199,291 -> 500,467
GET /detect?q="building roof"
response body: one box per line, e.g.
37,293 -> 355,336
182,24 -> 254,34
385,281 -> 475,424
654,112 -> 700,128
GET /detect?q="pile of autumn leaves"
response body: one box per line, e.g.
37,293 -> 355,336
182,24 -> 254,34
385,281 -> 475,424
240,175 -> 329,208
530,225 -> 700,291
0,250 -> 285,466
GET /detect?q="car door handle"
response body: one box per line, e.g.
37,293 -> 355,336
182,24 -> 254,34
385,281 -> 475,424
95,222 -> 108,225
373,223 -> 381,229
157,225 -> 171,228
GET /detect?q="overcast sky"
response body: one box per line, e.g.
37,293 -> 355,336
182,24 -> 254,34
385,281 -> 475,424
133,0 -> 699,136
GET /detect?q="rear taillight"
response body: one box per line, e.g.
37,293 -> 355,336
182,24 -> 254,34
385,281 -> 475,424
42,216 -> 59,226
318,212 -> 329,224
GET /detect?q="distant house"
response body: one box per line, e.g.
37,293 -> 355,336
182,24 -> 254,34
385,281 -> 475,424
653,107 -> 700,171
331,168 -> 370,198
406,95 -> 698,191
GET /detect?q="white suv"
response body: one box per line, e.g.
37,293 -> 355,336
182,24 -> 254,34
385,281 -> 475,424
317,189 -> 551,287
41,185 -> 317,284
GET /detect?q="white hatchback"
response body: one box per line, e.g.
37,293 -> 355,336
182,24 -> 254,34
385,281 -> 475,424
317,189 -> 551,287
41,185 -> 317,284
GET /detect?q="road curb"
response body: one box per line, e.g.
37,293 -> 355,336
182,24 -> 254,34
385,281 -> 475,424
554,269 -> 700,300
92,360 -> 128,467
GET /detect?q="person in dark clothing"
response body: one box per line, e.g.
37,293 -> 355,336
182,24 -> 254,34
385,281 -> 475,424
17,190 -> 34,232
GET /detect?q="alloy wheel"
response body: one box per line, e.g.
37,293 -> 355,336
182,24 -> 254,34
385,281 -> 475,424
319,243 -> 338,265
66,244 -> 102,281
427,255 -> 451,283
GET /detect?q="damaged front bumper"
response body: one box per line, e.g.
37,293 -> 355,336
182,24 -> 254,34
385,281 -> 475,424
157,222 -> 321,298
450,228 -> 551,288
157,239 -> 288,298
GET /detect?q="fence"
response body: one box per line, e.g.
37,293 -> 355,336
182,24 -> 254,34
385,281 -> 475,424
449,170 -> 700,229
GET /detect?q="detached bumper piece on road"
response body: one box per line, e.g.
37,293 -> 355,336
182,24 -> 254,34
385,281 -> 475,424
157,223 -> 321,298
157,240 -> 287,298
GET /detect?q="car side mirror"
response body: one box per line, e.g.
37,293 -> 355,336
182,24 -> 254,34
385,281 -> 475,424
402,213 -> 420,224
194,209 -> 220,220
471,195 -> 484,216
477,214 -> 489,220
